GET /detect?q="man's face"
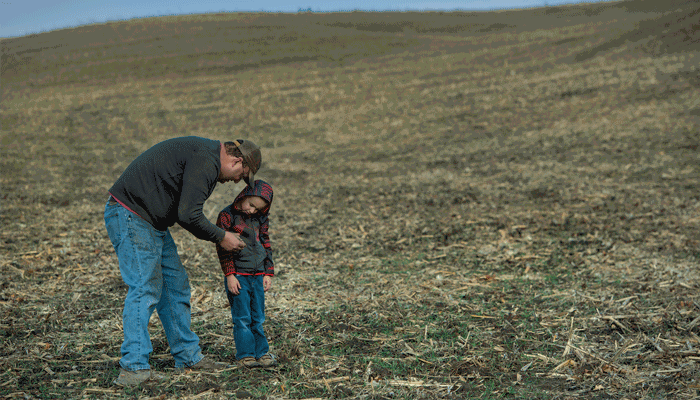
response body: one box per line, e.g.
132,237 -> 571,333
219,157 -> 249,184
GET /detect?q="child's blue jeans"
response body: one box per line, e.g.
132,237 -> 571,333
225,274 -> 269,360
104,200 -> 204,370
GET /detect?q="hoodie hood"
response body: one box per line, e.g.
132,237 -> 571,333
233,179 -> 273,215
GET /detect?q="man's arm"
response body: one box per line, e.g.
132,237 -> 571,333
178,159 -> 225,243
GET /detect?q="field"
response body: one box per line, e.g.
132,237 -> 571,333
2,0 -> 700,398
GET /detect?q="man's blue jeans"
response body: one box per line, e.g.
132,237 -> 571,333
225,275 -> 269,360
104,200 -> 203,370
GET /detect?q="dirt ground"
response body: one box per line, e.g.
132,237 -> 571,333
2,2 -> 700,399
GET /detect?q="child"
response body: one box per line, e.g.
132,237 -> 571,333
216,180 -> 276,368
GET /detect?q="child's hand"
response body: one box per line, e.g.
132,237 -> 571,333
226,275 -> 241,295
263,275 -> 272,292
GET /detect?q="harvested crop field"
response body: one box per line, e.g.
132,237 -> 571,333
2,0 -> 700,398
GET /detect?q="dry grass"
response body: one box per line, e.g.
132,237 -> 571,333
2,0 -> 700,398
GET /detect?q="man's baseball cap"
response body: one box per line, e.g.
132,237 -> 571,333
232,139 -> 261,187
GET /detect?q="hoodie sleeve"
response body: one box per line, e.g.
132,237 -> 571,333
259,213 -> 274,276
215,209 -> 238,276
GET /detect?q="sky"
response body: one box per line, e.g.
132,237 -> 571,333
0,0 -> 613,38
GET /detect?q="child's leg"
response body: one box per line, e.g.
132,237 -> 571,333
225,276 -> 255,360
250,275 -> 270,358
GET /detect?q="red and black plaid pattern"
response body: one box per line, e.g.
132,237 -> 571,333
215,180 -> 274,277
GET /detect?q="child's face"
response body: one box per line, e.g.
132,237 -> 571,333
236,196 -> 268,215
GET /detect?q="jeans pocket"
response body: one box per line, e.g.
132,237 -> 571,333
104,204 -> 123,250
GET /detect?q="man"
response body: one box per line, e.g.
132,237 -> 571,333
104,136 -> 262,386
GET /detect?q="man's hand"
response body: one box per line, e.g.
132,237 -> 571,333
226,274 -> 241,295
219,231 -> 246,252
263,275 -> 272,292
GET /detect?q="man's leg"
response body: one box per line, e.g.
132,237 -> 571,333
156,230 -> 203,368
105,202 -> 164,372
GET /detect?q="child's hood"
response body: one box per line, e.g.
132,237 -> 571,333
233,179 -> 273,214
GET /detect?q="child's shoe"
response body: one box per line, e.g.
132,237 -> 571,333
257,354 -> 277,368
238,356 -> 260,368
